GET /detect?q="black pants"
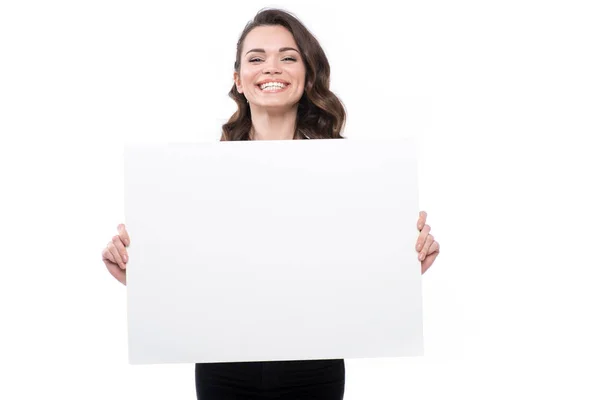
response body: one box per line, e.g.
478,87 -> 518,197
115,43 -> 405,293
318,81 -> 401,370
195,359 -> 345,399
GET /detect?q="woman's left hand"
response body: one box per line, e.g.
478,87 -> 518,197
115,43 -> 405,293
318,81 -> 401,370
416,211 -> 440,274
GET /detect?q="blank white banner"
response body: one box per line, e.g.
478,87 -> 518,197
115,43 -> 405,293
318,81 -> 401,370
124,138 -> 423,364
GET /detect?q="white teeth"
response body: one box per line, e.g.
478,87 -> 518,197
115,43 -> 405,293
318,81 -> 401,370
260,82 -> 286,90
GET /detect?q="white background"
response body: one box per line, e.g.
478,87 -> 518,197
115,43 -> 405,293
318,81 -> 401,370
1,0 -> 598,399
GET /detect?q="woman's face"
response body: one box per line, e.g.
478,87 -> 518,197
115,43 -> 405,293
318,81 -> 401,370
235,25 -> 306,111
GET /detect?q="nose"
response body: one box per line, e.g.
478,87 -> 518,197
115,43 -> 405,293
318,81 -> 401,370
262,61 -> 282,75
262,68 -> 282,75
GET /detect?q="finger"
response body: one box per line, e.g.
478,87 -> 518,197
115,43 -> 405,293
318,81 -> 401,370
417,211 -> 428,230
108,240 -> 126,270
427,240 -> 440,255
102,245 -> 126,282
118,224 -> 131,247
112,235 -> 129,265
102,245 -> 116,264
421,251 -> 438,274
421,244 -> 440,274
419,234 -> 434,261
104,259 -> 126,285
416,224 -> 431,251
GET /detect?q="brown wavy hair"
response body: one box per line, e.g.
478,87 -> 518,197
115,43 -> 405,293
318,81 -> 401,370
221,8 -> 346,141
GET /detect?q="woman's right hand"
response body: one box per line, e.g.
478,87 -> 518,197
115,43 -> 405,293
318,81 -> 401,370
102,223 -> 130,286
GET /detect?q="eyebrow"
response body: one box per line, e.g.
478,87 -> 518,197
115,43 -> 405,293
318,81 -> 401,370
245,47 -> 300,56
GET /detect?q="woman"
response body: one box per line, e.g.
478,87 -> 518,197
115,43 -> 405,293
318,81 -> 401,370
102,8 -> 440,400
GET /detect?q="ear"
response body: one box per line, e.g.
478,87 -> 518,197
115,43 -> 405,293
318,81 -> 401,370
233,72 -> 243,94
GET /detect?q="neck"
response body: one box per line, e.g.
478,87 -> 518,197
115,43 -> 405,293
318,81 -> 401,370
249,105 -> 298,140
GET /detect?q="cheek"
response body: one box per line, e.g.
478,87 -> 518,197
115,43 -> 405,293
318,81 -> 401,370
293,67 -> 306,88
239,70 -> 257,91
296,75 -> 306,93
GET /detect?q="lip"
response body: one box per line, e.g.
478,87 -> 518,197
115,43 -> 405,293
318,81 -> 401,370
256,79 -> 290,86
256,79 -> 290,94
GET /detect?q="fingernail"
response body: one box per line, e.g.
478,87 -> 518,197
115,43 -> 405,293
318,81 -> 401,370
123,254 -> 127,262
417,243 -> 422,251
419,253 -> 425,261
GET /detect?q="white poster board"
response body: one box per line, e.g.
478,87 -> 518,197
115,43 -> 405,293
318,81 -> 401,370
124,138 -> 423,364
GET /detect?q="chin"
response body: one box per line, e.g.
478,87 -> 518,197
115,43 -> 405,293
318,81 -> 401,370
253,101 -> 299,112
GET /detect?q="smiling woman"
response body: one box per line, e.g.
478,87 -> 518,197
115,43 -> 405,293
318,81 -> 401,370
100,6 -> 439,400
221,8 -> 347,141
201,10 -> 350,399
202,10 -> 349,398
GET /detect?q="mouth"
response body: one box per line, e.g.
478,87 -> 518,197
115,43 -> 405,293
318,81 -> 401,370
256,80 -> 290,92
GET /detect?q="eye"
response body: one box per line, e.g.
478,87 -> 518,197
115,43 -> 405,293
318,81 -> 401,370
282,56 -> 297,62
249,57 -> 263,63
